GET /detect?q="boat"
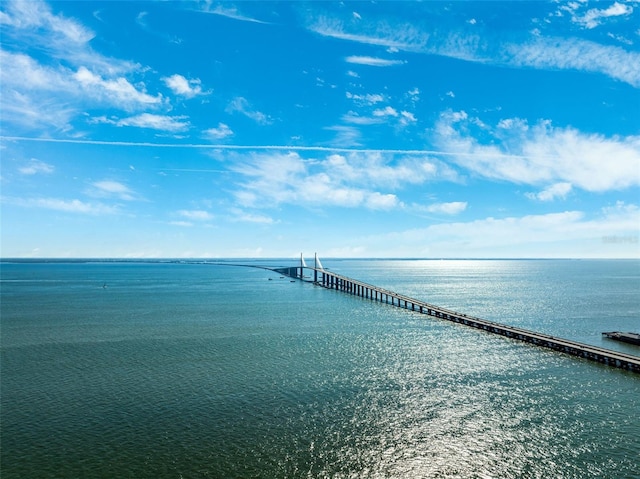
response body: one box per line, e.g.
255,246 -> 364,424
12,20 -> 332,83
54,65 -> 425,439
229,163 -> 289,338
602,331 -> 640,346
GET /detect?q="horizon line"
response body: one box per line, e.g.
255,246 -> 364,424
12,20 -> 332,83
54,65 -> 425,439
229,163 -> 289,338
1,257 -> 638,261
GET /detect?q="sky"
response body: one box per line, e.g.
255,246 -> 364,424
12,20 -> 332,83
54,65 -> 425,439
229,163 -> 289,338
1,0 -> 639,259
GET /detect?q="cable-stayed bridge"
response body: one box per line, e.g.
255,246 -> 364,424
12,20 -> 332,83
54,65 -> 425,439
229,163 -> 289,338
270,254 -> 640,374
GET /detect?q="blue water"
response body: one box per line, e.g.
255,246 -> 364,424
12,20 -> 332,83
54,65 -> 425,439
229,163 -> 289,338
1,259 -> 639,478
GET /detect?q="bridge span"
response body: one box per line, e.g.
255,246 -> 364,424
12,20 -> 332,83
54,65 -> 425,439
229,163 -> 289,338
272,260 -> 640,374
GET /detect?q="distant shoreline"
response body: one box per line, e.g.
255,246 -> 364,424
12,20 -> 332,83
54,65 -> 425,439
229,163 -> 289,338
2,257 -> 639,265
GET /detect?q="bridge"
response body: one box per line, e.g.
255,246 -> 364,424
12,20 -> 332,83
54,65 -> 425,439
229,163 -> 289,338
272,254 -> 640,374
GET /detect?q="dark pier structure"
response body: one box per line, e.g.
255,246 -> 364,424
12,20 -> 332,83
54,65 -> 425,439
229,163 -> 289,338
274,255 -> 640,374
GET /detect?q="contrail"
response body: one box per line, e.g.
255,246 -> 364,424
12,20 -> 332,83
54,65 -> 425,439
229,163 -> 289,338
0,135 -> 536,159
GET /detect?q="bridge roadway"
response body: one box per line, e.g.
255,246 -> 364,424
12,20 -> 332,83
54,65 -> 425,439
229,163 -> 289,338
273,265 -> 640,373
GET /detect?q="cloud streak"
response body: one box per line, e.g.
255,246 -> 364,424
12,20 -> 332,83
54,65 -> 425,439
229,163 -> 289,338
345,56 -> 405,67
4,196 -> 118,215
357,202 -> 640,258
18,159 -> 54,175
307,8 -> 640,87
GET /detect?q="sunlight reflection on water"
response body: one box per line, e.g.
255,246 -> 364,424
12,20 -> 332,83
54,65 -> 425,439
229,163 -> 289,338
1,261 -> 638,478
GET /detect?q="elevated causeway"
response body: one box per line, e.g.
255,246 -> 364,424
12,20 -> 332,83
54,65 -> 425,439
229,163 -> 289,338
273,261 -> 640,374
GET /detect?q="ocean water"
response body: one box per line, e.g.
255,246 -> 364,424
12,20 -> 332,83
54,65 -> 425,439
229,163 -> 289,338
1,259 -> 639,479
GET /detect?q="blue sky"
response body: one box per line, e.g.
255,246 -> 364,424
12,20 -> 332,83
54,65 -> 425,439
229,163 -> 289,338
1,0 -> 639,258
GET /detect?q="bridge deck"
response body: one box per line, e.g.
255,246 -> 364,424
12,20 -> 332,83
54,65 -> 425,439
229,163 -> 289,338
274,265 -> 640,373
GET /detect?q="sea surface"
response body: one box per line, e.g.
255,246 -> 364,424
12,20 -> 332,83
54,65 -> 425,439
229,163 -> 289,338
1,259 -> 639,478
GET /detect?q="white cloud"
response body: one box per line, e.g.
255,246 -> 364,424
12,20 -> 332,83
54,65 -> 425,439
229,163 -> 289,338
526,182 -> 573,202
7,197 -> 118,215
18,159 -> 54,175
505,36 -> 640,88
426,201 -> 468,215
435,111 -> 640,192
74,67 -> 163,108
346,92 -> 385,104
229,208 -> 275,224
373,106 -> 399,117
226,97 -> 272,125
203,123 -> 234,140
571,2 -> 633,29
90,180 -> 137,201
366,192 -> 400,210
169,220 -> 193,227
326,152 -> 453,188
163,74 -> 207,98
0,1 -> 165,134
0,0 -> 94,44
0,51 -> 163,124
342,111 -> 384,125
97,113 -> 189,132
228,150 -> 456,211
0,89 -> 76,131
307,11 -> 640,87
307,15 -> 429,51
197,3 -> 268,24
1,0 -> 136,75
399,111 -> 417,127
345,55 -> 405,67
324,125 -> 362,147
177,209 -> 213,221
361,204 -> 640,258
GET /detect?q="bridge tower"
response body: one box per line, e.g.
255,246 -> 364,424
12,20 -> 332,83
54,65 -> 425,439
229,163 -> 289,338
314,253 -> 324,282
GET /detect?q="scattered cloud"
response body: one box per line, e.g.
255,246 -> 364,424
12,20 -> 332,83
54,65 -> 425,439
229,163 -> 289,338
307,10 -> 640,87
5,196 -> 118,215
1,50 -> 71,91
373,106 -> 399,117
228,150 -> 456,211
434,111 -> 640,192
399,111 -> 417,127
226,96 -> 272,125
345,55 -> 405,67
526,182 -> 572,202
163,74 -> 207,98
19,159 -> 54,175
341,111 -> 384,125
177,209 -> 213,221
324,125 -> 362,147
94,113 -> 189,132
366,192 -> 400,210
169,220 -> 193,227
0,0 -> 166,134
229,208 -> 275,224
196,3 -> 269,24
203,123 -> 234,140
363,203 -> 640,258
307,15 -> 429,51
346,92 -> 385,104
567,2 -> 633,29
89,180 -> 138,201
504,36 -> 640,88
426,201 -> 468,215
74,67 -> 163,108
0,0 -> 94,44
